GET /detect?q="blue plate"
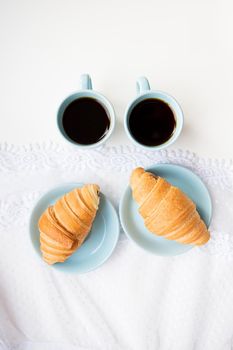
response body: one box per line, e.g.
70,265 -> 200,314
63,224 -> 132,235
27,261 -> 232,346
119,164 -> 212,256
29,183 -> 120,273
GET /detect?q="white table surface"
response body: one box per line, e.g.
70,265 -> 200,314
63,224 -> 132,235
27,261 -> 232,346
0,0 -> 233,158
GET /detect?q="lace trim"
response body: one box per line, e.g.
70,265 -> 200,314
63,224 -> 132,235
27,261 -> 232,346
0,143 -> 232,189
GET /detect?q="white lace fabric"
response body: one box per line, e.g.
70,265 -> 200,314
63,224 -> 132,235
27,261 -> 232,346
0,143 -> 233,350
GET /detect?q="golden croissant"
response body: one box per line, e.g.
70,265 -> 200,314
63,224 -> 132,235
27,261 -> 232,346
130,167 -> 210,245
38,184 -> 100,264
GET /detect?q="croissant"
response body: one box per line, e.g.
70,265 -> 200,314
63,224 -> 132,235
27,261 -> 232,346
130,167 -> 210,245
38,184 -> 100,264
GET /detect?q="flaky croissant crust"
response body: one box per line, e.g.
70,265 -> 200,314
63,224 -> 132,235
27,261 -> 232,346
130,167 -> 210,246
38,184 -> 100,264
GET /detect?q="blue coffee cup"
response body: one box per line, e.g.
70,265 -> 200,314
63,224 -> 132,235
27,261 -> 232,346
57,74 -> 115,148
124,77 -> 184,150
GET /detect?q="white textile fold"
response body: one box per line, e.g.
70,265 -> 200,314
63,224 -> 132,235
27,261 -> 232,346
0,143 -> 233,350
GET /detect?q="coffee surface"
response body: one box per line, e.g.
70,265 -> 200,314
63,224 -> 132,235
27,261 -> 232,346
62,97 -> 110,145
129,98 -> 176,146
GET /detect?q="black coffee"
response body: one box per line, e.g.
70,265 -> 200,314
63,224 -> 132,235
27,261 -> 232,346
129,98 -> 176,146
62,97 -> 110,145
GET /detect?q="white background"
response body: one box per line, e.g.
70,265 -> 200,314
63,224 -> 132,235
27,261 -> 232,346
1,3 -> 233,349
0,0 -> 233,158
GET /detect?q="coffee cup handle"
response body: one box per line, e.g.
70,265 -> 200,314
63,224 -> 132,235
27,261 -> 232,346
136,77 -> 150,94
80,74 -> 92,90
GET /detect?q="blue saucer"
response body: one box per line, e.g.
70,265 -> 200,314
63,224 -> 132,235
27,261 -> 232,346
119,164 -> 212,256
29,183 -> 120,273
